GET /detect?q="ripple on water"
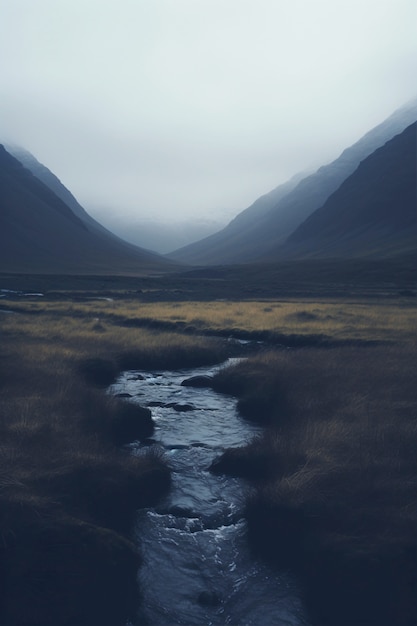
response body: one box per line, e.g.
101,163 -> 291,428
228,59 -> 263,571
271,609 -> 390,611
110,363 -> 309,626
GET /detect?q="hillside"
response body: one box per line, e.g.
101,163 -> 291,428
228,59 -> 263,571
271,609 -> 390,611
166,171 -> 307,263
5,145 -> 171,254
279,122 -> 417,259
0,146 -> 173,274
5,145 -> 102,229
169,98 -> 417,265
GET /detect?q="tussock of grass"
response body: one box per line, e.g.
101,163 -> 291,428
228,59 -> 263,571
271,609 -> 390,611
212,355 -> 290,424
213,343 -> 417,625
106,401 -> 154,445
210,433 -> 304,480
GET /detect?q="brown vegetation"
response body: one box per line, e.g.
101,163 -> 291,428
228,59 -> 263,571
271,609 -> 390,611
1,290 -> 416,624
0,307 -> 228,625
211,344 -> 417,625
6,296 -> 417,343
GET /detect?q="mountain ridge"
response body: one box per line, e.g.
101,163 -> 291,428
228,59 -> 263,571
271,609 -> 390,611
169,98 -> 417,265
0,146 -> 174,274
278,122 -> 417,259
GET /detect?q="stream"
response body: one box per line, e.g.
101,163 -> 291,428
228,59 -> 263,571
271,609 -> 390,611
109,360 -> 309,626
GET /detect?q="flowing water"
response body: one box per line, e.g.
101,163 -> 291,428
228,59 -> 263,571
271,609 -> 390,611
110,361 -> 309,626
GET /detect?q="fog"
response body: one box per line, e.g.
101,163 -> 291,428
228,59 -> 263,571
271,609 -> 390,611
1,0 -> 416,233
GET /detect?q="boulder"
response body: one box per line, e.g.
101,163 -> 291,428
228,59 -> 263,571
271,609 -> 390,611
181,375 -> 213,388
166,402 -> 195,412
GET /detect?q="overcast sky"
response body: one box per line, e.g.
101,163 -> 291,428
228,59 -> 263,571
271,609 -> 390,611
1,0 -> 416,224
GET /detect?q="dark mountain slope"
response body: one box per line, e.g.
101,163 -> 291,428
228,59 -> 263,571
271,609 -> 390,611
167,171 -> 306,264
4,144 -> 162,257
170,98 -> 417,265
5,145 -> 98,227
279,122 -> 417,258
225,170 -> 308,231
167,172 -> 307,264
0,146 -> 172,274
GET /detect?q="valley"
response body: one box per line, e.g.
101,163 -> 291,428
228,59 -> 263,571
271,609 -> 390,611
0,97 -> 416,625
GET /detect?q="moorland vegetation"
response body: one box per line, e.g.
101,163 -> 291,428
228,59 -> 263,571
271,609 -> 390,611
4,294 -> 416,343
0,286 -> 416,625
211,343 -> 417,625
0,305 -> 228,625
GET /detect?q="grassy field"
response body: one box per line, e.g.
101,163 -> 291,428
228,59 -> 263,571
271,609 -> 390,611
210,342 -> 417,624
3,295 -> 416,343
0,287 -> 416,625
0,304 -> 229,625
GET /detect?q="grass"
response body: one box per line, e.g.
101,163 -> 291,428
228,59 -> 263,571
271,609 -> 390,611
0,306 -> 229,625
1,288 -> 416,624
211,343 -> 417,625
3,295 -> 416,343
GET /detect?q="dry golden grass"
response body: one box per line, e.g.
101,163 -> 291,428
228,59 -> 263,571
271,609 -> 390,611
1,309 -> 227,372
5,296 -> 416,342
0,310 -> 228,497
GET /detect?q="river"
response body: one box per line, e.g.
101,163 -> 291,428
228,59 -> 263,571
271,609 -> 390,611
109,360 -> 309,626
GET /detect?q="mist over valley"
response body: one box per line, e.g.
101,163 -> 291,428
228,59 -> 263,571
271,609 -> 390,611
1,3 -> 416,625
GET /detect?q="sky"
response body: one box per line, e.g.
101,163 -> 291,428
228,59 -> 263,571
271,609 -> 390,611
0,0 -> 416,226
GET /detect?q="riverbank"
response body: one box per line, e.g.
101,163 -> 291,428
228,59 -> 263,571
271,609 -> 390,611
211,343 -> 417,625
0,309 -> 230,625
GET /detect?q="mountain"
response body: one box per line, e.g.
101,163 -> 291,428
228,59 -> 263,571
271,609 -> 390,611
168,170 -> 307,264
0,146 -> 173,274
5,145 -> 145,245
7,145 -> 234,255
278,122 -> 417,259
169,98 -> 417,265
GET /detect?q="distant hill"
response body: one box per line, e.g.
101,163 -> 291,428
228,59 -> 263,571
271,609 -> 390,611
0,146 -> 173,274
279,122 -> 417,259
169,98 -> 417,265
